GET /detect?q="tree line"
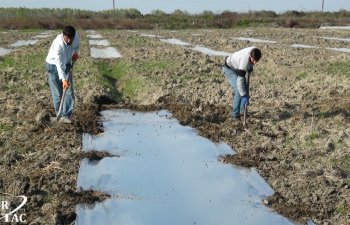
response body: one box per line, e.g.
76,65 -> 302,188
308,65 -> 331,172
0,7 -> 349,29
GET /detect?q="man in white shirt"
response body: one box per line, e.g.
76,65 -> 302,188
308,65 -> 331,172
46,25 -> 80,124
223,46 -> 262,120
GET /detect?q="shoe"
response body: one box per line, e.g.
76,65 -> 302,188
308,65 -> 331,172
233,116 -> 241,121
59,117 -> 72,124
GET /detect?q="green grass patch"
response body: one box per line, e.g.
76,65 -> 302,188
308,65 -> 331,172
126,36 -> 150,48
316,111 -> 327,119
95,59 -> 170,101
296,72 -> 308,80
97,61 -> 143,101
4,83 -> 18,93
332,154 -> 350,180
0,124 -> 13,132
96,61 -> 121,101
111,62 -> 130,80
308,131 -> 318,140
180,74 -> 194,81
0,50 -> 46,72
326,61 -> 350,77
336,202 -> 349,215
0,57 -> 14,68
304,131 -> 319,147
340,154 -> 350,174
122,78 -> 144,99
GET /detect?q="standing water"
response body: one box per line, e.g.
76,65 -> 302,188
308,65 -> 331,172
76,109 -> 299,225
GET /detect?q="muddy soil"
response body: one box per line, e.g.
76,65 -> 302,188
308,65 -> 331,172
0,27 -> 349,225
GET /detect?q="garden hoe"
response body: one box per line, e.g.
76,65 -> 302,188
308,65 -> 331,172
243,72 -> 250,128
243,104 -> 248,127
56,61 -> 74,122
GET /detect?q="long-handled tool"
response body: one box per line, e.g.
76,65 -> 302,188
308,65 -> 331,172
56,61 -> 74,121
243,72 -> 250,127
243,104 -> 248,126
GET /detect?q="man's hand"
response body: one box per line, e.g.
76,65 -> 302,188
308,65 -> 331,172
72,53 -> 79,62
62,79 -> 69,89
241,96 -> 250,106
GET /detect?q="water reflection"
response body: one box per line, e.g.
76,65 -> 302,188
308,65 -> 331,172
8,39 -> 38,47
90,47 -> 122,58
191,45 -> 231,56
0,47 -> 12,56
232,37 -> 277,43
77,109 -> 298,225
89,39 -> 110,46
160,38 -> 191,46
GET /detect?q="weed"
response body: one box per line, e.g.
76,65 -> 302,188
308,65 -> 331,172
316,111 -> 326,119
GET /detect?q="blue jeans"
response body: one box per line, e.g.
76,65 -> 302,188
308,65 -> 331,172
46,63 -> 75,118
222,66 -> 247,118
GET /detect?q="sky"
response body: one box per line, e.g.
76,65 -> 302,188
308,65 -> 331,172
0,0 -> 349,14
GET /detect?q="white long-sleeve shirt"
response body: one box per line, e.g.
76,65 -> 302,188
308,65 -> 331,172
46,33 -> 80,81
226,46 -> 255,96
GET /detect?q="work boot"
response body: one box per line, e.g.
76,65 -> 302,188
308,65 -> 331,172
59,117 -> 72,124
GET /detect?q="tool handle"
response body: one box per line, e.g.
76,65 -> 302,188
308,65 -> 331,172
56,61 -> 74,121
243,72 -> 250,127
56,88 -> 67,121
243,104 -> 248,126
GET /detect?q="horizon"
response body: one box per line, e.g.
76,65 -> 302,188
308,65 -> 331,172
0,0 -> 349,14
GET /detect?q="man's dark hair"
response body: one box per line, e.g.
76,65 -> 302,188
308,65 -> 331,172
250,48 -> 262,61
63,25 -> 76,38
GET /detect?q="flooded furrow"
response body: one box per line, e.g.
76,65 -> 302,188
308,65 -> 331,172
76,109 -> 298,225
